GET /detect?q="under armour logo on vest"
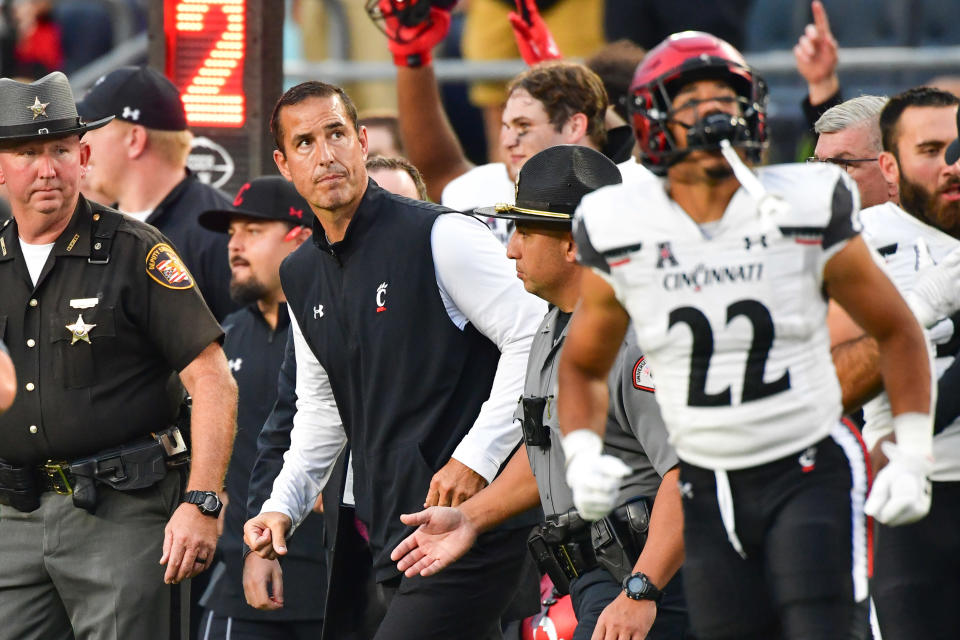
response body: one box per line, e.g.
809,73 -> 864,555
122,106 -> 140,121
228,358 -> 242,372
744,235 -> 768,250
314,304 -> 324,319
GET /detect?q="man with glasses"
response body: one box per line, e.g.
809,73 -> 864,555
825,86 -> 960,639
808,95 -> 896,209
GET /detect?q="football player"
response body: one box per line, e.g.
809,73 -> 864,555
557,32 -> 934,640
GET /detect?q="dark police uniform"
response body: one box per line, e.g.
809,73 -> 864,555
521,308 -> 690,640
278,181 -> 540,640
201,304 -> 326,639
0,196 -> 222,640
145,171 -> 238,322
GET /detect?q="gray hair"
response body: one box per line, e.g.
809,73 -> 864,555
814,95 -> 889,153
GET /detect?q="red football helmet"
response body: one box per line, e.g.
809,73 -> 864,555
629,31 -> 768,175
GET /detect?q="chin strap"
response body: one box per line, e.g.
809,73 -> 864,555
719,139 -> 784,231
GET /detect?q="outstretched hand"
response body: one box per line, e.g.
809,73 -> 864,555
391,507 -> 479,577
508,0 -> 562,66
793,0 -> 839,105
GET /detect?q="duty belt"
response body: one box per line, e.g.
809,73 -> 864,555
0,426 -> 189,514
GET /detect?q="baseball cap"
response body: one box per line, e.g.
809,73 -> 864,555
77,66 -> 188,131
945,106 -> 960,165
476,145 -> 622,224
198,176 -> 311,233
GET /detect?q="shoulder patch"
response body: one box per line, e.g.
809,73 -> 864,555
145,243 -> 195,290
632,356 -> 655,392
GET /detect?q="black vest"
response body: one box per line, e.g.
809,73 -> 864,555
281,181 -> 501,580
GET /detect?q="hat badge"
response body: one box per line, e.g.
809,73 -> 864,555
28,96 -> 49,120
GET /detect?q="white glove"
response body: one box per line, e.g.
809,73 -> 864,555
905,239 -> 960,328
561,429 -> 631,521
865,440 -> 933,526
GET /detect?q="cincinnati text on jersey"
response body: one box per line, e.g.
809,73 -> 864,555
660,261 -> 764,292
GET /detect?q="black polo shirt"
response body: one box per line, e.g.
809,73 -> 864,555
146,171 -> 238,322
206,304 -> 327,621
0,197 -> 223,465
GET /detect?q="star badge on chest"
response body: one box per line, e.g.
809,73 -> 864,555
65,313 -> 96,345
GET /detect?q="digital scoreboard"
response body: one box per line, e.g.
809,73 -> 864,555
149,0 -> 283,194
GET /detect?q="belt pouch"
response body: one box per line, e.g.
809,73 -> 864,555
0,459 -> 40,512
521,396 -> 550,448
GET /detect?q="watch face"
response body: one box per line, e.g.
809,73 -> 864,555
202,494 -> 220,512
626,575 -> 646,594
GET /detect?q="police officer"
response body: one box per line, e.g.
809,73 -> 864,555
196,176 -> 326,639
76,66 -> 238,321
0,72 -> 237,640
0,339 -> 14,412
244,81 -> 546,639
392,146 -> 689,640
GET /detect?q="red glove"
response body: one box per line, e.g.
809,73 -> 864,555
376,0 -> 453,68
508,0 -> 562,66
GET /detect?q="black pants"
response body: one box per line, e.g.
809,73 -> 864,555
873,479 -> 960,640
568,567 -> 692,640
372,527 -> 538,640
199,610 -> 322,640
679,427 -> 870,640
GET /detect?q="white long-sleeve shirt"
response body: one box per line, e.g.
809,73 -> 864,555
261,212 -> 546,531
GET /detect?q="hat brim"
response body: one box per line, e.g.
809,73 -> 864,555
198,207 -> 299,233
946,138 -> 960,166
0,115 -> 114,143
474,203 -> 573,225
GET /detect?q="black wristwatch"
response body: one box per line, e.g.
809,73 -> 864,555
183,490 -> 223,518
622,571 -> 663,603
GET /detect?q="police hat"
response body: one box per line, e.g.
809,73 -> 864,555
198,176 -> 311,233
946,106 -> 960,165
77,66 -> 188,131
475,145 -> 622,225
0,72 -> 113,143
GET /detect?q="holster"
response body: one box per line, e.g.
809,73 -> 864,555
0,459 -> 41,513
520,396 -> 550,448
591,496 -> 651,584
527,508 -> 596,596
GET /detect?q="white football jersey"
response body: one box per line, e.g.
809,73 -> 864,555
860,201 -> 960,480
574,163 -> 861,470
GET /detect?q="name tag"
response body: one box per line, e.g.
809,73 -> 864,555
69,297 -> 99,309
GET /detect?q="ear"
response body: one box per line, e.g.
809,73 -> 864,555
79,140 -> 91,173
293,226 -> 312,247
127,125 -> 148,159
562,113 -> 590,144
563,230 -> 578,263
358,124 -> 369,160
878,150 -> 900,186
274,148 -> 292,181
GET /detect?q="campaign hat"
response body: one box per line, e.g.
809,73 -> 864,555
0,72 -> 113,143
198,176 -> 311,232
475,145 -> 622,225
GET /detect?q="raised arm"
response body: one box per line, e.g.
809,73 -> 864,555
371,1 -> 473,201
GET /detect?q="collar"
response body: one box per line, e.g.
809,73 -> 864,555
0,197 -> 94,262
310,178 -> 380,258
146,170 -> 196,226
245,301 -> 291,331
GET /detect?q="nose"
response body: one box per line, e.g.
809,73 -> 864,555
37,153 -> 56,178
228,232 -> 243,253
316,139 -> 335,166
506,230 -> 521,259
501,127 -> 519,150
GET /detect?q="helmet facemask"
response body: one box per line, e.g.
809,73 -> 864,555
630,54 -> 769,175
